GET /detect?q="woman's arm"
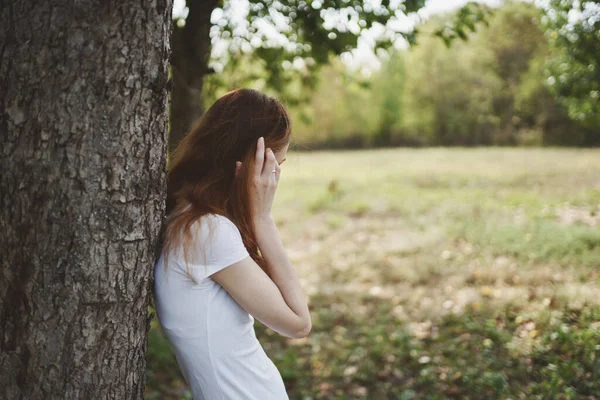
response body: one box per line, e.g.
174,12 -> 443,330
256,213 -> 312,335
210,217 -> 311,338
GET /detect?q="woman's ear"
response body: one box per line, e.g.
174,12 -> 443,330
235,161 -> 242,177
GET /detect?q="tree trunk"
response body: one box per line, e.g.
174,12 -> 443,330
169,0 -> 217,153
0,1 -> 172,399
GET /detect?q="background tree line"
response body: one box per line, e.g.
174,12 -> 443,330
200,0 -> 600,148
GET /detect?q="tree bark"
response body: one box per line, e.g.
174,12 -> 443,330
169,0 -> 217,153
0,1 -> 172,399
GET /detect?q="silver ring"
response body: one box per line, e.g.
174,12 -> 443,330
272,169 -> 276,173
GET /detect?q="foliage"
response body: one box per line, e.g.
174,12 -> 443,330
542,0 -> 600,130
401,15 -> 502,145
203,0 -> 490,95
286,1 -> 598,147
286,2 -> 565,147
170,0 -> 488,148
372,51 -> 409,146
179,1 -> 599,148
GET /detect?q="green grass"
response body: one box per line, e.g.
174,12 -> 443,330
146,147 -> 600,399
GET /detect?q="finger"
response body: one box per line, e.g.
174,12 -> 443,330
254,137 -> 264,178
261,148 -> 276,179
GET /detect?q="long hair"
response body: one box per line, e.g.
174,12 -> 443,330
161,88 -> 292,277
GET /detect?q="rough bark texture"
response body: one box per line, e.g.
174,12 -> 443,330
169,0 -> 217,152
0,1 -> 172,399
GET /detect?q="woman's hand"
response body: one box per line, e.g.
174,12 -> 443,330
250,136 -> 281,222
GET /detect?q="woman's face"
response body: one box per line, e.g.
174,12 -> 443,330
274,142 -> 289,167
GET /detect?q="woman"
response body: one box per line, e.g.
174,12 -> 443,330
153,88 -> 311,400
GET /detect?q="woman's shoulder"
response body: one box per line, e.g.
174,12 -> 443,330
190,213 -> 249,274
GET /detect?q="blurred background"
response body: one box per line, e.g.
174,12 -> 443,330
147,0 -> 600,398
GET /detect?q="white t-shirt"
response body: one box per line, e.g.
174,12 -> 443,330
153,213 -> 289,400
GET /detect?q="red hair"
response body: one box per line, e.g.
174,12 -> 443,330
161,88 -> 292,277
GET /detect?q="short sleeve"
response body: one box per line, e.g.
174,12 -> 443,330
187,214 -> 250,280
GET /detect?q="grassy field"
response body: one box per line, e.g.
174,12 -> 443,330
146,148 -> 600,400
